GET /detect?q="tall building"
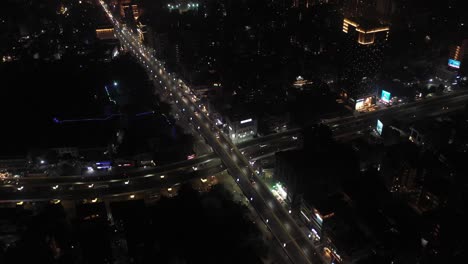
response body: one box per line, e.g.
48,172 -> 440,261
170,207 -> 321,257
225,113 -> 258,143
122,4 -> 139,21
376,0 -> 394,22
119,0 -> 130,17
341,17 -> 390,109
120,0 -> 139,21
120,1 -> 140,33
448,39 -> 468,72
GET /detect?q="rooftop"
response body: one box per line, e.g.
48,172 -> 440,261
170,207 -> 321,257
344,17 -> 390,33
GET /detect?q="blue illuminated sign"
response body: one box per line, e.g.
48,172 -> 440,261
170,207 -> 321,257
381,90 -> 391,102
376,120 -> 383,135
448,59 -> 461,69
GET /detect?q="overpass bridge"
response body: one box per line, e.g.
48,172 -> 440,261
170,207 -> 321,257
1,138 -> 299,202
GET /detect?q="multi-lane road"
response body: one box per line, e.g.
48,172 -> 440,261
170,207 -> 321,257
98,1 -> 324,263
107,15 -> 468,261
2,2 -> 467,263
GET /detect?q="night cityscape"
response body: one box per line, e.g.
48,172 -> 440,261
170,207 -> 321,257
1,0 -> 467,263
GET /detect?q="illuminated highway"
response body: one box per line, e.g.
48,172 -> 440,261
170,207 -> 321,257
327,90 -> 468,140
0,136 -> 300,199
53,3 -> 468,263
97,1 -> 323,263
3,90 -> 466,193
3,1 -> 463,263
3,129 -> 300,184
1,51 -> 466,260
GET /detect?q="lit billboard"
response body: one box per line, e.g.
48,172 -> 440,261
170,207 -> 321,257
355,96 -> 373,110
355,99 -> 364,110
95,161 -> 112,170
240,118 -> 252,124
376,119 -> 383,135
381,90 -> 391,102
448,59 -> 461,69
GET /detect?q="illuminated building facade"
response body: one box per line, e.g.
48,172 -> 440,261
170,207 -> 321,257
226,114 -> 258,143
292,76 -> 313,90
122,3 -> 139,21
274,150 -> 305,207
119,0 -> 136,19
448,39 -> 468,71
119,0 -> 143,42
136,22 -> 147,43
119,0 -> 130,17
342,0 -> 375,17
341,17 -> 390,107
95,27 -> 116,40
